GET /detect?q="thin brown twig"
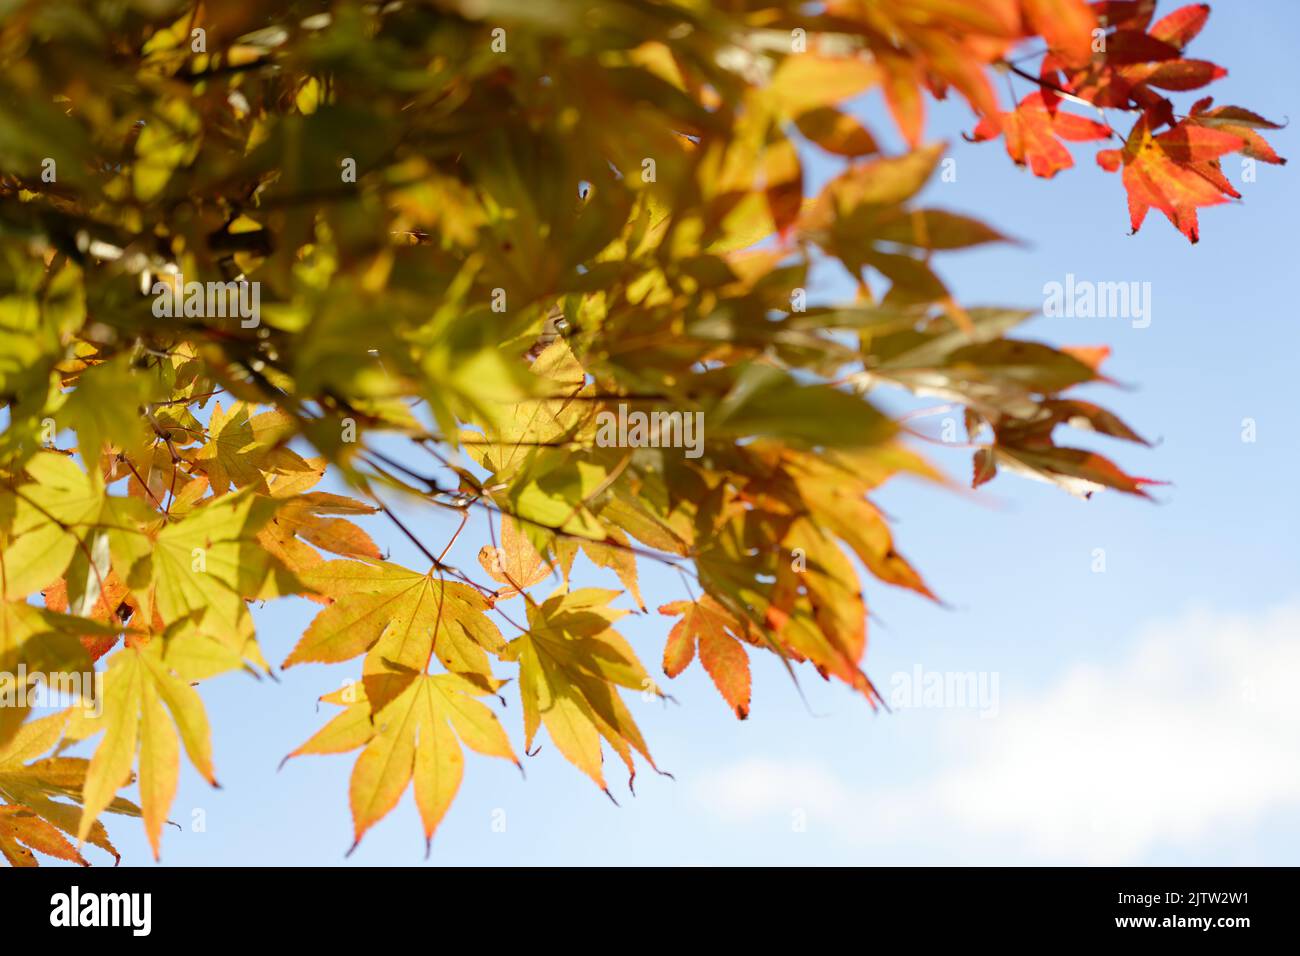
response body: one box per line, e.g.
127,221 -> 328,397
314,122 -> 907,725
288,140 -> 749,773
437,510 -> 469,564
999,60 -> 1134,112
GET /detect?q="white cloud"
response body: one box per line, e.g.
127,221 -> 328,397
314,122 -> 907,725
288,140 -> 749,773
692,604 -> 1300,863
690,758 -> 851,821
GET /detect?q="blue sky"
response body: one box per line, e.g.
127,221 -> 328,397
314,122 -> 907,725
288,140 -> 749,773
59,3 -> 1300,866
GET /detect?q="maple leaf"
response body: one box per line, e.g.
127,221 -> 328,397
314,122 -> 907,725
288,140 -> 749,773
2,455 -> 155,621
0,805 -> 87,867
146,489 -> 294,672
1020,0 -> 1100,68
190,401 -> 310,494
462,340 -> 595,482
1096,112 -> 1250,241
61,355 -> 153,469
973,444 -> 1163,499
503,588 -> 661,794
0,711 -> 133,866
971,92 -> 1113,178
43,570 -> 130,660
259,490 -> 381,575
478,514 -> 550,600
77,640 -> 218,860
826,0 -> 1016,146
782,447 -> 937,600
800,146 -> 1005,307
574,534 -> 646,613
769,517 -> 876,699
0,453 -> 103,603
1053,2 -> 1225,120
793,107 -> 879,158
1184,98 -> 1288,166
862,309 -> 1105,414
550,529 -> 647,611
0,603 -> 107,746
286,561 -> 507,701
285,675 -> 518,854
972,386 -> 1161,499
659,596 -> 752,719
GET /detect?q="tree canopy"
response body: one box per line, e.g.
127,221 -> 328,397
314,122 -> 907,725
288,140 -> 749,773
0,0 -> 1282,864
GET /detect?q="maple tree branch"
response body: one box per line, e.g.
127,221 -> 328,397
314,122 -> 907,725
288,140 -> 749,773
179,58 -> 278,83
116,452 -> 166,511
473,496 -> 693,572
437,510 -> 470,564
364,487 -> 509,608
367,491 -> 445,569
899,403 -> 962,422
360,444 -> 693,576
147,390 -> 224,409
997,59 -> 1136,112
899,424 -> 982,448
362,449 -> 446,495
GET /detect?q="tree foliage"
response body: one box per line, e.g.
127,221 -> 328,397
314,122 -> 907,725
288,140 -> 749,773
0,0 -> 1281,862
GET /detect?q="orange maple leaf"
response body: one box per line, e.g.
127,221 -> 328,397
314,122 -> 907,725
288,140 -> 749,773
1096,112 -> 1246,242
971,91 -> 1112,178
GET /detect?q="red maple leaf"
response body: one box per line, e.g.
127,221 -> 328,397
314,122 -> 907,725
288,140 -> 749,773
1096,111 -> 1246,242
1184,97 -> 1288,166
1047,3 -> 1225,126
971,91 -> 1112,177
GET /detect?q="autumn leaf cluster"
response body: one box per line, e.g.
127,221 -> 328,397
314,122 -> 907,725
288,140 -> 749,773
0,0 -> 1280,863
